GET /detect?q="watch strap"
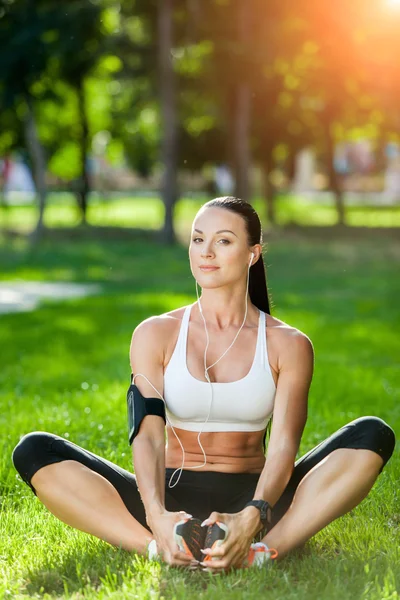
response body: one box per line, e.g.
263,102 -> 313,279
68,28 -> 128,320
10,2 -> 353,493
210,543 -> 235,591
244,500 -> 272,525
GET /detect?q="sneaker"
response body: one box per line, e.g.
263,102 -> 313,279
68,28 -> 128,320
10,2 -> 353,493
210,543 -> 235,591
147,538 -> 159,560
174,518 -> 229,563
202,521 -> 229,563
244,542 -> 278,567
202,526 -> 277,568
174,517 -> 205,562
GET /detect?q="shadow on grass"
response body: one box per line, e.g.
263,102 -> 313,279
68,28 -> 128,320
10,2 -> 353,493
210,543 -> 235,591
0,236 -> 190,287
21,541 -> 399,599
23,543 -> 133,596
18,541 -> 316,598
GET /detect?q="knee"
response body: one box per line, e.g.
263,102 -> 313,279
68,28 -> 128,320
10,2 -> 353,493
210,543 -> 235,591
350,416 -> 396,465
12,431 -> 54,477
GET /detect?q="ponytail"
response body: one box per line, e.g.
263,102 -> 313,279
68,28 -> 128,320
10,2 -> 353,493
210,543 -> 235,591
249,253 -> 271,314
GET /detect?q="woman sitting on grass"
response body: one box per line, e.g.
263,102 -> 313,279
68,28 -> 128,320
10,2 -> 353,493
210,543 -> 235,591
12,197 -> 395,572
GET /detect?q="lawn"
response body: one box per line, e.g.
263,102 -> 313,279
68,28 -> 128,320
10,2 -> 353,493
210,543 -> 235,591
0,229 -> 399,599
2,192 -> 400,235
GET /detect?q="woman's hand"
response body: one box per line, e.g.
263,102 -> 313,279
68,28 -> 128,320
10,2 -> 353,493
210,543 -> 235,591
147,510 -> 198,568
200,508 -> 262,572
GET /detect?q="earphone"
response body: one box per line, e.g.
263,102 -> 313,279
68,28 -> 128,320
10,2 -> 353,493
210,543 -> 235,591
133,251 -> 254,487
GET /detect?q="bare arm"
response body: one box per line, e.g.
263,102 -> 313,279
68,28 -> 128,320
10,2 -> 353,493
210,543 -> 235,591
196,329 -> 314,571
245,329 -> 314,525
129,318 -> 166,526
129,316 -> 193,566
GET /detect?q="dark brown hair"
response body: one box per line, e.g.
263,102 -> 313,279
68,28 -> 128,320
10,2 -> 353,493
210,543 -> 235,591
203,196 -> 272,314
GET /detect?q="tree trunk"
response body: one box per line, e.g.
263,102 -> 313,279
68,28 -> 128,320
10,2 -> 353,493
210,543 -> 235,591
233,2 -> 251,202
24,93 -> 47,242
286,151 -> 296,187
323,114 -> 345,225
263,150 -> 276,225
76,77 -> 90,224
234,85 -> 251,202
186,0 -> 200,42
158,0 -> 177,245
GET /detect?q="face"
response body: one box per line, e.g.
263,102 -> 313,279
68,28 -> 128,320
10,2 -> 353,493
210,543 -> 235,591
189,206 -> 259,289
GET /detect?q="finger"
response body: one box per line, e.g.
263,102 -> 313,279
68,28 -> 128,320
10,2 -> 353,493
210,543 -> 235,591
177,511 -> 193,519
167,553 -> 198,567
168,538 -> 195,563
200,559 -> 229,573
201,511 -> 222,527
200,547 -> 239,571
170,559 -> 198,568
174,550 -> 196,563
201,540 -> 233,558
166,545 -> 195,564
201,547 -> 225,559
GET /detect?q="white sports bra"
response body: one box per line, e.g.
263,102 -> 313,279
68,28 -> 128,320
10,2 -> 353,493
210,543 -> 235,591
163,303 -> 276,432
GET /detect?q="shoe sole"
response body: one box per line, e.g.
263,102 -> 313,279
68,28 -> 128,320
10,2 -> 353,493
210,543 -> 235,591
202,521 -> 229,563
174,518 -> 204,562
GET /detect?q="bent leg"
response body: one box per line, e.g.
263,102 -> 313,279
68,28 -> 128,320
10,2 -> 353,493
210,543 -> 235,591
12,432 -> 152,553
264,417 -> 396,558
265,448 -> 383,558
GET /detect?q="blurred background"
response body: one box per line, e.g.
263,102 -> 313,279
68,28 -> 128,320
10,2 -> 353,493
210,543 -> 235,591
1,3 -> 400,595
1,0 -> 400,242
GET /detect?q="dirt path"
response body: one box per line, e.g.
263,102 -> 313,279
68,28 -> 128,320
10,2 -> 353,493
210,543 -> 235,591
0,281 -> 101,314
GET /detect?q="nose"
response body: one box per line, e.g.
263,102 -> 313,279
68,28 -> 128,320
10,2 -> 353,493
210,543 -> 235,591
200,244 -> 214,259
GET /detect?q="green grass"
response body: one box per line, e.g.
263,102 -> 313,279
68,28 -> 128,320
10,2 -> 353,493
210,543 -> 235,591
0,232 -> 399,598
2,193 -> 400,234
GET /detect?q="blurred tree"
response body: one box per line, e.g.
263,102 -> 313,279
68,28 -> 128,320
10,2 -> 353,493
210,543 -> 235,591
51,1 -> 111,223
111,2 -> 160,178
358,4 -> 400,158
250,1 -> 311,225
158,0 -> 178,243
301,0 -> 375,225
115,0 -> 178,242
3,0 -> 398,240
193,0 -> 253,201
0,109 -> 24,163
0,0 -> 58,239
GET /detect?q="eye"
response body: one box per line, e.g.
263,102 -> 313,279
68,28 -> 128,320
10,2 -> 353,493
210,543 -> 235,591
192,237 -> 230,244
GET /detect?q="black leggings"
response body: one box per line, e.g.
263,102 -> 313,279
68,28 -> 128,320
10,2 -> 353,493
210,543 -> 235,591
12,416 -> 395,531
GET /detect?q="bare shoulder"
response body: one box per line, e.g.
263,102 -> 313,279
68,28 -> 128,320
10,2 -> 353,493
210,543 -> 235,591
132,306 -> 186,336
265,313 -> 314,370
130,306 -> 187,356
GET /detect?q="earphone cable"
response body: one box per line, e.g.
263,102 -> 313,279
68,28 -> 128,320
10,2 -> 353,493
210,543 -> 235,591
132,256 -> 253,488
194,258 -> 251,469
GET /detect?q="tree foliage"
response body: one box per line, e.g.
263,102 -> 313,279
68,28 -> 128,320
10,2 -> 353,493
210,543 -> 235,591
1,0 -> 400,237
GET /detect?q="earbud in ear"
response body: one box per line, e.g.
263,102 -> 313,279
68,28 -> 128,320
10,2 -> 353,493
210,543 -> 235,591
249,252 -> 255,265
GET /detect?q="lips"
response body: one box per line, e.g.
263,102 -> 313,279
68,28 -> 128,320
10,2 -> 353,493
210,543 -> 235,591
199,266 -> 219,271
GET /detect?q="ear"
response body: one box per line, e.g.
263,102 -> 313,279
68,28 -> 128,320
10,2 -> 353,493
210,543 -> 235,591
250,244 -> 263,264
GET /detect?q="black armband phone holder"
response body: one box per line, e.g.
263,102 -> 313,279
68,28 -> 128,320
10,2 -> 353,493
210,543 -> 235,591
127,376 -> 166,445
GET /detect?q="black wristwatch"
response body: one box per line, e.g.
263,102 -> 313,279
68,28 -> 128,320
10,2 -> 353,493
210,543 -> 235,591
244,499 -> 272,529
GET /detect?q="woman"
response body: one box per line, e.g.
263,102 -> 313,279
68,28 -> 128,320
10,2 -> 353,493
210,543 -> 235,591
12,197 -> 395,572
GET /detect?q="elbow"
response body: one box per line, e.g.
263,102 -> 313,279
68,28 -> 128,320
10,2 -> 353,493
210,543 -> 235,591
133,431 -> 165,453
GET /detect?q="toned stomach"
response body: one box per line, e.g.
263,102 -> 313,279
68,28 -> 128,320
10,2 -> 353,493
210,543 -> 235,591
165,426 -> 266,473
